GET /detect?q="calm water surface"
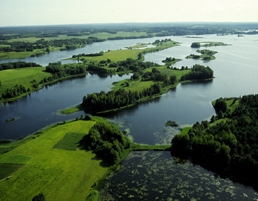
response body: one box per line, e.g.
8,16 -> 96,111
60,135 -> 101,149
1,34 -> 258,198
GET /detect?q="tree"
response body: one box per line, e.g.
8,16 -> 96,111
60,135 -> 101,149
32,193 -> 45,201
214,98 -> 227,113
191,42 -> 200,48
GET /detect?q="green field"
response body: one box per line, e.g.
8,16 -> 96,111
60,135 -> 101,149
0,51 -> 35,60
0,67 -> 52,102
82,49 -> 143,62
0,120 -> 109,201
53,132 -> 84,151
74,40 -> 179,63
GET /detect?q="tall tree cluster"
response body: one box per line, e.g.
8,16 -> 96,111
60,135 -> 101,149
82,84 -> 161,113
171,94 -> 258,188
180,64 -> 213,81
80,122 -> 131,164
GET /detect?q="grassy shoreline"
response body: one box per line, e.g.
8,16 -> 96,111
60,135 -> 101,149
0,117 -> 172,201
0,69 -> 86,104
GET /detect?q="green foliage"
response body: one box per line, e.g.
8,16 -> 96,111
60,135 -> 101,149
80,122 -> 131,165
180,64 -> 213,81
86,190 -> 99,201
32,193 -> 45,201
0,61 -> 41,71
190,41 -> 229,48
171,94 -> 258,187
214,97 -> 227,113
191,42 -> 200,48
186,49 -> 217,60
82,83 -> 162,113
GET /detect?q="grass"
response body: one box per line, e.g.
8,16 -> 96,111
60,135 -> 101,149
211,97 -> 240,114
60,105 -> 82,114
186,49 -> 217,61
0,155 -> 31,180
112,67 -> 190,92
77,40 -> 179,63
0,120 -> 109,201
82,49 -> 143,62
0,51 -> 35,60
53,132 -> 84,151
0,163 -> 24,180
113,79 -> 154,92
0,67 -> 52,102
89,31 -> 148,40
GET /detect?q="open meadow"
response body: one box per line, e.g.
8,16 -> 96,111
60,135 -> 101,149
0,120 -> 109,201
0,67 -> 52,102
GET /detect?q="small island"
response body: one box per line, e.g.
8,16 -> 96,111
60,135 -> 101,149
162,57 -> 181,66
186,49 -> 218,60
191,41 -> 230,48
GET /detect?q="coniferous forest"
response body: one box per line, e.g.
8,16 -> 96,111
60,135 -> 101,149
171,94 -> 258,188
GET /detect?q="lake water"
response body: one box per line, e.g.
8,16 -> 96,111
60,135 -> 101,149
1,34 -> 258,198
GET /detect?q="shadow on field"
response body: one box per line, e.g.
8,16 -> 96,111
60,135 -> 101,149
90,155 -> 110,167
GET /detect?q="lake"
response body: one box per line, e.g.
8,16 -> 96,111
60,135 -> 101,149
1,34 -> 258,199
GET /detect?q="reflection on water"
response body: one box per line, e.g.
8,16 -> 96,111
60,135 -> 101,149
100,151 -> 258,201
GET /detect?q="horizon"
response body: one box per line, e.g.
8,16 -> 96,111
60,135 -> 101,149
1,0 -> 258,27
1,21 -> 258,28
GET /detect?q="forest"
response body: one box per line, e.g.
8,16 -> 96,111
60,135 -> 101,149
171,94 -> 258,188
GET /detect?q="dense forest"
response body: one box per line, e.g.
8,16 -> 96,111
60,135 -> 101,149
171,94 -> 258,188
79,121 -> 131,165
82,84 -> 162,114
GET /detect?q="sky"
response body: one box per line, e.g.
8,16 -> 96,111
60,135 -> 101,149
1,0 -> 258,27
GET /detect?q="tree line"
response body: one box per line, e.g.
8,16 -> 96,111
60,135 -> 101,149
171,94 -> 258,188
0,61 -> 41,71
79,121 -> 131,165
82,83 -> 161,113
85,58 -> 158,75
2,84 -> 29,99
0,37 -> 104,53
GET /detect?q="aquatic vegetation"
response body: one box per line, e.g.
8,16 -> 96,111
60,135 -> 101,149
100,151 -> 258,200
